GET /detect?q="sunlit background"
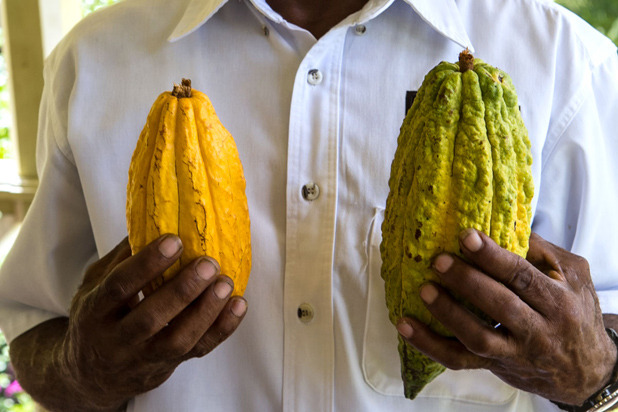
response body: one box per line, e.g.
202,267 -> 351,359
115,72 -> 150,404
0,0 -> 615,410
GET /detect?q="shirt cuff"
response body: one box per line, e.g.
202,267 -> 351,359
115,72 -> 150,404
0,300 -> 64,343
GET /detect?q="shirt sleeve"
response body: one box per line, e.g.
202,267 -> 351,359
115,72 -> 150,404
0,46 -> 98,343
532,49 -> 618,315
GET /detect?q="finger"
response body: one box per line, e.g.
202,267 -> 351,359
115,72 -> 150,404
525,233 -> 565,281
396,316 -> 491,371
146,276 -> 241,359
418,282 -> 513,359
529,233 -> 595,298
120,257 -> 220,344
106,237 -> 133,272
457,229 -> 563,311
183,295 -> 247,360
96,234 -> 183,313
432,253 -> 538,335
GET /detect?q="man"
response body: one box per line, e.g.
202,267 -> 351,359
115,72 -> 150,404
1,0 -> 617,410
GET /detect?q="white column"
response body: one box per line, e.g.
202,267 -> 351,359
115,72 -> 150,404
0,0 -> 81,216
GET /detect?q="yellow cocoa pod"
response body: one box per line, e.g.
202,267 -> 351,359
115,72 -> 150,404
380,50 -> 534,399
126,79 -> 251,296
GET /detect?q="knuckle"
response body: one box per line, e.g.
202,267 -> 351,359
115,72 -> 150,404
192,336 -> 219,358
577,255 -> 589,269
563,255 -> 593,292
123,312 -> 160,340
191,321 -> 238,358
133,243 -> 174,275
217,316 -> 238,337
467,334 -> 496,358
165,334 -> 195,358
501,295 -> 531,328
99,276 -> 131,303
572,254 -> 590,275
170,276 -> 200,304
506,256 -> 535,291
440,352 -> 467,370
137,253 -> 167,277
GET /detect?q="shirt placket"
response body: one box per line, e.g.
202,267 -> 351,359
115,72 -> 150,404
282,33 -> 345,412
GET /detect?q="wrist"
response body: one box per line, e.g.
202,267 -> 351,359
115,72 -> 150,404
9,318 -> 125,412
599,328 -> 618,388
60,326 -> 127,412
552,328 -> 618,412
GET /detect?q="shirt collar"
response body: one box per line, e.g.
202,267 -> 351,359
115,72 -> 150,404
168,0 -> 229,41
401,0 -> 474,52
168,0 -> 474,51
168,0 -> 284,41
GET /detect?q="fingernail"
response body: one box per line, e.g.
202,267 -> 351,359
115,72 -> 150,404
231,298 -> 247,317
461,228 -> 483,252
397,322 -> 414,339
159,235 -> 182,258
433,254 -> 453,273
420,284 -> 439,304
214,280 -> 233,299
196,258 -> 217,281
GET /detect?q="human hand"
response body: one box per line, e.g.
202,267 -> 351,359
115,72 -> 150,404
62,235 -> 247,411
396,229 -> 617,406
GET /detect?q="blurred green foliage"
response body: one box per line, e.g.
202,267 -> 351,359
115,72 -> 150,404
0,334 -> 33,412
81,0 -> 122,16
0,29 -> 12,160
557,0 -> 618,45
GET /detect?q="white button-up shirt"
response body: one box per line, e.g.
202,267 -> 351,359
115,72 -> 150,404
1,0 -> 618,410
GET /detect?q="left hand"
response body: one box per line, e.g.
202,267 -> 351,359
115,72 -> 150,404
396,229 -> 617,406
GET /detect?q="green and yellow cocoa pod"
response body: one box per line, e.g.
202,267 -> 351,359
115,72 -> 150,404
380,50 -> 534,399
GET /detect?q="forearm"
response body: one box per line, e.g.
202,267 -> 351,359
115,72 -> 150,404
9,317 -> 127,412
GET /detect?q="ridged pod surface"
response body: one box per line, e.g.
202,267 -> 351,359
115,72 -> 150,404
380,50 -> 534,399
126,79 -> 251,296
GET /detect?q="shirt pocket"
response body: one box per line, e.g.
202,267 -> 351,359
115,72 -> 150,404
361,207 -> 518,405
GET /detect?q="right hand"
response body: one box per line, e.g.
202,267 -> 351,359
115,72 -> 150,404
63,235 -> 247,411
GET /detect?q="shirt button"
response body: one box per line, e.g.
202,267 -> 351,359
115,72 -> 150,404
297,303 -> 314,323
301,182 -> 320,201
354,24 -> 367,35
307,69 -> 323,85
